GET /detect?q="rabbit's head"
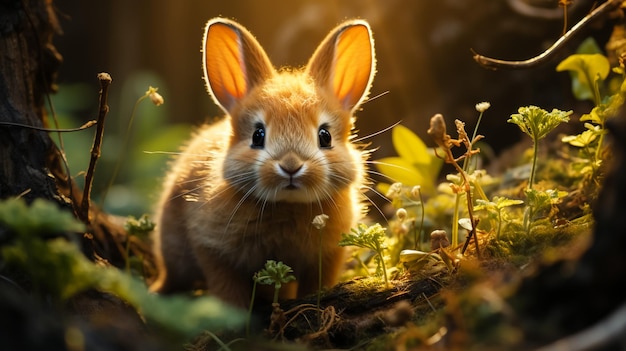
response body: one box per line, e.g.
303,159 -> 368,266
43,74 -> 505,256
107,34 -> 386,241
203,18 -> 375,203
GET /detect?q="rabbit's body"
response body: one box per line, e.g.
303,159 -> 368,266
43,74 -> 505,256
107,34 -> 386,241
151,18 -> 376,308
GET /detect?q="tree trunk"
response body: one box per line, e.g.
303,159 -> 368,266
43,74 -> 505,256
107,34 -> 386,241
0,0 -> 63,203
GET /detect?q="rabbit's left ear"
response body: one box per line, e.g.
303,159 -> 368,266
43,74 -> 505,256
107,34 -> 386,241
306,20 -> 376,112
203,18 -> 275,114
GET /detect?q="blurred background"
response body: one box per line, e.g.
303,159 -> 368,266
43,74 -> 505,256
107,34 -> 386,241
50,0 -> 610,216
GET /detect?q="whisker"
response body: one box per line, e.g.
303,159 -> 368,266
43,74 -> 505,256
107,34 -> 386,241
361,184 -> 391,205
224,183 -> 259,237
362,90 -> 389,105
361,191 -> 390,226
365,169 -> 400,184
353,120 -> 401,143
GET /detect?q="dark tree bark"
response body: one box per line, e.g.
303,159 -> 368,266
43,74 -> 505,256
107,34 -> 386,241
0,0 -> 64,203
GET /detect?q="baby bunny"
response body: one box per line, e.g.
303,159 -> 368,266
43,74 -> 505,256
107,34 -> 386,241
150,17 -> 376,308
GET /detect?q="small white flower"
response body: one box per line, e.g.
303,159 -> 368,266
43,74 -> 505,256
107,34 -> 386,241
146,86 -> 164,106
386,182 -> 403,199
410,185 -> 422,201
312,214 -> 329,229
395,208 -> 408,222
475,102 -> 491,113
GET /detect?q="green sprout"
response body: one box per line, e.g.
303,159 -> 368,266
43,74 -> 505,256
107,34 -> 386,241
253,260 -> 296,305
474,197 -> 524,239
123,214 -> 155,273
508,106 -> 571,190
247,260 -> 296,337
339,223 -> 390,287
523,188 -> 567,234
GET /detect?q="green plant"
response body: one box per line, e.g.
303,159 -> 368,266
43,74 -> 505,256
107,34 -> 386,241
339,223 -> 390,287
523,188 -> 567,234
557,42 -> 625,186
507,106 -> 572,190
0,197 -> 245,340
123,214 -> 155,273
253,260 -> 296,305
247,260 -> 296,337
474,197 -> 524,239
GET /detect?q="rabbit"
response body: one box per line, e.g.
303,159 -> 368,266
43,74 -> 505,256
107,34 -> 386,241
150,17 -> 376,308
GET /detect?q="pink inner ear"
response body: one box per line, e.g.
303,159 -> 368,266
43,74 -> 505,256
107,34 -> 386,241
332,24 -> 373,111
204,22 -> 248,111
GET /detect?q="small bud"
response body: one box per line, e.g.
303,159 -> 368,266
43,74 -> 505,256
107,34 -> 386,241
146,86 -> 164,106
410,186 -> 422,201
475,102 -> 491,113
427,114 -> 448,149
386,182 -> 403,199
430,230 -> 450,250
395,208 -> 408,222
312,214 -> 329,229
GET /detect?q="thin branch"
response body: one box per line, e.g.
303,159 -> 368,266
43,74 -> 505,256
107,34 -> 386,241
79,73 -> 112,223
473,0 -> 623,70
0,120 -> 97,132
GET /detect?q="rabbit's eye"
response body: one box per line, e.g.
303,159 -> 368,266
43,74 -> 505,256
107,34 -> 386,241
318,125 -> 332,149
251,123 -> 265,149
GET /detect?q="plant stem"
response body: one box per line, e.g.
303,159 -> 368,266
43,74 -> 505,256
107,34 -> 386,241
528,140 -> 539,190
80,73 -> 112,223
378,249 -> 389,287
273,286 -> 279,305
451,194 -> 461,247
418,189 -> 425,250
497,209 -> 502,240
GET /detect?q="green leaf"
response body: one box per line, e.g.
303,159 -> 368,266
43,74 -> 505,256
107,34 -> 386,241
494,197 -> 524,209
508,106 -> 571,141
339,223 -> 387,251
392,125 -> 430,165
0,197 -> 245,339
254,260 -> 296,287
124,214 -> 156,238
0,198 -> 85,236
562,129 -> 598,147
556,54 -> 609,102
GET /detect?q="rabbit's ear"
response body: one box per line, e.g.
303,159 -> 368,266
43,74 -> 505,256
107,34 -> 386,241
306,20 -> 376,112
203,18 -> 275,113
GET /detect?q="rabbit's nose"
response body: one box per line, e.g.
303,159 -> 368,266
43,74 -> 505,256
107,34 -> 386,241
278,154 -> 304,176
279,163 -> 303,176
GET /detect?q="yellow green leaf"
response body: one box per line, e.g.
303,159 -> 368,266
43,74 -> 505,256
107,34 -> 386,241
392,125 -> 430,165
556,53 -> 609,102
376,157 -> 427,186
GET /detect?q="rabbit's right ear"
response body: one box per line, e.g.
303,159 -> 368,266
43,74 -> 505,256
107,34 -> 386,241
306,20 -> 375,112
203,18 -> 275,113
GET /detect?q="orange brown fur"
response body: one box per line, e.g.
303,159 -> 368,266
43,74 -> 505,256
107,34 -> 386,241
151,18 -> 376,308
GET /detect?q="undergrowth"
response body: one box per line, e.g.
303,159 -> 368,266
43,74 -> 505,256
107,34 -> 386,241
0,34 -> 622,350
